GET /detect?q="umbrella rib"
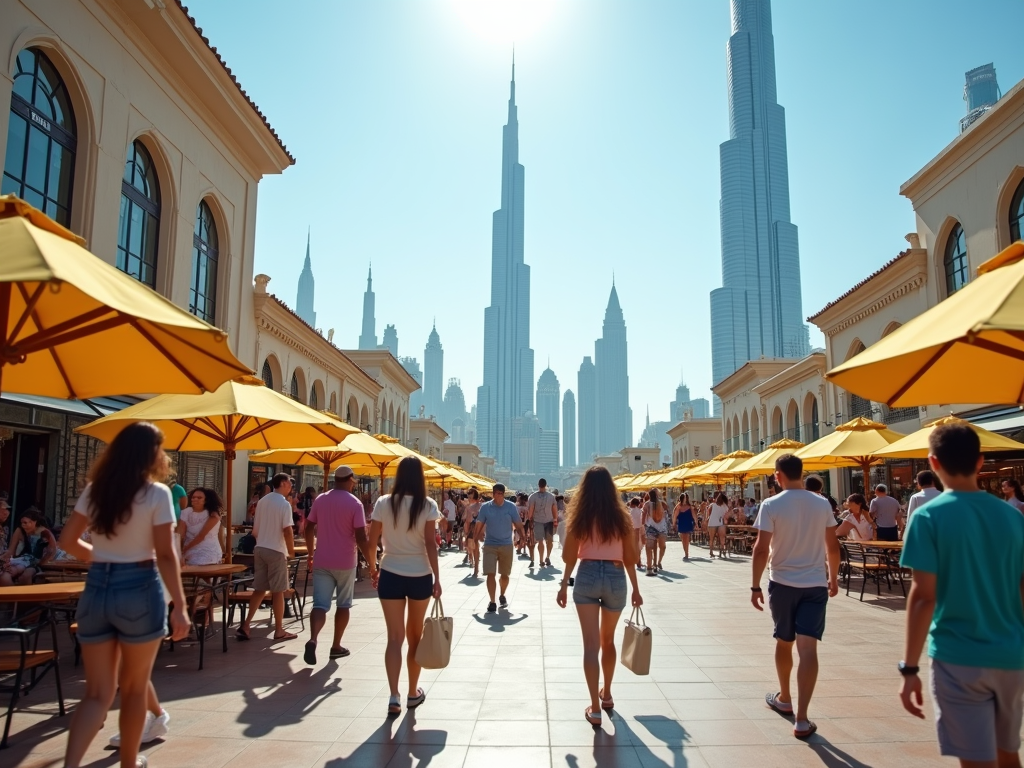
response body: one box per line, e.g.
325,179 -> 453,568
17,286 -> 78,398
968,336 -> 1024,362
13,310 -> 127,354
130,320 -> 208,391
151,324 -> 251,374
8,283 -> 46,343
175,418 -> 228,444
887,341 -> 955,405
234,420 -> 281,444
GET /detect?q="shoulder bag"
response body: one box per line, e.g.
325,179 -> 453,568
621,605 -> 652,675
415,597 -> 453,669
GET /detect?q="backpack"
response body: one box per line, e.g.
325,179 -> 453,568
237,532 -> 257,554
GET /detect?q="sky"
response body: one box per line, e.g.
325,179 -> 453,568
189,0 -> 1024,442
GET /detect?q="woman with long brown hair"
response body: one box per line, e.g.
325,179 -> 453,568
59,422 -> 189,768
556,466 -> 643,726
368,456 -> 442,715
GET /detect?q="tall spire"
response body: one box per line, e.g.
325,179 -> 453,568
296,227 -> 316,327
358,259 -> 377,349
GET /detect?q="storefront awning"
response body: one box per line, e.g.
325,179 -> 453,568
1,392 -> 139,420
966,407 -> 1024,435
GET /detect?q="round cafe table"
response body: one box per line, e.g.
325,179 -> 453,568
0,582 -> 85,603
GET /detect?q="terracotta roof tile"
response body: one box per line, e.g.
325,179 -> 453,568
175,2 -> 294,164
807,249 -> 912,322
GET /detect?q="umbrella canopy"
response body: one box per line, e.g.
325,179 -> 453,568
248,431 -> 405,492
826,241 -> 1024,407
732,439 -> 806,475
688,450 -> 756,482
614,474 -> 639,490
795,417 -> 905,478
873,415 -> 1024,459
0,195 -> 250,398
76,376 -> 358,562
659,460 -> 709,485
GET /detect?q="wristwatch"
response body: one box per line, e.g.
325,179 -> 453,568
897,661 -> 920,676
750,587 -> 762,592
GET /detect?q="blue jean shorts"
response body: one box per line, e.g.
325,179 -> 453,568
77,561 -> 166,645
572,559 -> 627,612
312,567 -> 356,611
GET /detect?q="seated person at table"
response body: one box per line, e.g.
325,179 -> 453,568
177,487 -> 224,565
0,509 -> 60,585
835,494 -> 875,541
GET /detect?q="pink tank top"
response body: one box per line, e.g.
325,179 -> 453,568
578,533 -> 624,562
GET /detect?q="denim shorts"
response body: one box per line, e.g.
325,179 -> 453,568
77,561 -> 166,645
572,559 -> 627,612
312,567 -> 356,611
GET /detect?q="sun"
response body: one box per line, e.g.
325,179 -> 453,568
449,0 -> 558,44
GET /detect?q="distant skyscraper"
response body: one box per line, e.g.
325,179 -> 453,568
671,380 -> 711,421
358,265 -> 377,350
577,357 -> 597,462
382,325 -> 398,357
400,356 -> 424,417
539,430 -> 559,475
562,390 -> 576,467
442,378 -> 468,438
961,63 -> 1001,133
511,412 -> 541,474
423,324 -> 443,419
536,367 -> 560,468
595,284 -> 631,453
709,0 -> 809,414
478,61 -> 534,468
296,229 -> 316,327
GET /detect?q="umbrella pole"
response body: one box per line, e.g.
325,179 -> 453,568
225,445 -> 236,565
323,459 -> 331,494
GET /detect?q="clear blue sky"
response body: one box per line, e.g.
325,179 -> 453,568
190,0 -> 1024,441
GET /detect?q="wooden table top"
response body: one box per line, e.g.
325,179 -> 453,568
40,561 -> 90,572
0,581 -> 85,603
183,564 -> 248,578
845,540 -> 904,548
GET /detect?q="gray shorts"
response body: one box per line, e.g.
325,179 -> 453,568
930,658 -> 1024,761
312,567 -> 356,611
533,521 -> 554,542
253,546 -> 289,592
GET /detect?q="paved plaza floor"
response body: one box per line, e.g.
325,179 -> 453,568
9,541 -> 962,767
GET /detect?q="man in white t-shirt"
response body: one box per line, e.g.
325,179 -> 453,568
239,473 -> 296,641
527,479 -> 558,569
907,470 -> 941,520
751,453 -> 840,740
442,492 -> 458,550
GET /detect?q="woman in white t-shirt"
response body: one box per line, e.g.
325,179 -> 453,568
706,492 -> 729,558
368,456 -> 441,716
59,422 -> 188,768
835,493 -> 876,541
177,487 -> 224,565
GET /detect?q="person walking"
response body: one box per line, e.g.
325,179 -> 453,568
751,453 -> 840,739
58,422 -> 189,768
674,493 -> 695,560
642,489 -> 668,574
707,492 -> 729,558
556,466 -> 643,726
463,488 -> 482,578
442,491 -> 457,549
238,473 -> 297,642
628,497 -> 644,569
367,456 -> 442,714
474,483 -> 525,613
898,423 -> 1024,767
303,466 -> 374,665
528,478 -> 558,569
869,484 -> 901,541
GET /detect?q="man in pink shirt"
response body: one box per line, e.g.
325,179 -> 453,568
303,466 -> 373,665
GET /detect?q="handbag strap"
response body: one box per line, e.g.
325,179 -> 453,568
431,597 -> 445,620
627,605 -> 646,628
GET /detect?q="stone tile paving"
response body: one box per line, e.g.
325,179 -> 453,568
7,541 -> 975,767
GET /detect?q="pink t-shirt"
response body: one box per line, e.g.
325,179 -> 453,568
306,489 -> 366,570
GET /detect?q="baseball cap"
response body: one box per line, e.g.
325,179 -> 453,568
335,466 -> 354,480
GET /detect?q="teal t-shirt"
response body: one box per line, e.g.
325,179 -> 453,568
901,490 -> 1024,670
475,500 -> 520,546
170,484 -> 187,521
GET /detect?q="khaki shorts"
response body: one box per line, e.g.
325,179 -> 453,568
253,546 -> 289,592
931,658 -> 1024,761
482,544 -> 513,576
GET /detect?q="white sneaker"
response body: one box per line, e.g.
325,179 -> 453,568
109,709 -> 170,747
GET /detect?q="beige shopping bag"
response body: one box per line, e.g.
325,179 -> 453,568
621,606 -> 652,675
414,598 -> 453,669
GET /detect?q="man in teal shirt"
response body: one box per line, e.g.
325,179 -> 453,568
899,422 -> 1024,766
474,484 -> 525,614
167,472 -> 188,521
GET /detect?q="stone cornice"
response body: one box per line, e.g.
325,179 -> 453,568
753,353 -> 826,397
667,418 -> 722,438
712,360 -> 799,400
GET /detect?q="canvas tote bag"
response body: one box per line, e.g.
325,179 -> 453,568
415,598 -> 453,669
621,605 -> 652,675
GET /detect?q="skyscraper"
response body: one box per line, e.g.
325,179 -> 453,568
382,325 -> 398,357
296,229 -> 316,328
423,324 -> 444,420
536,367 -> 560,469
358,265 -> 377,350
577,357 -> 596,463
595,284 -> 631,453
400,356 -> 424,417
477,61 -> 535,468
709,0 -> 809,414
562,389 -> 576,468
961,64 -> 1001,133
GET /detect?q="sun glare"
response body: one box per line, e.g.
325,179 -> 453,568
450,0 -> 557,44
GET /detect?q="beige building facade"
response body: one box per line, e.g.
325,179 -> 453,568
667,418 -> 722,465
409,418 -> 448,461
712,360 -> 798,455
343,350 -> 419,443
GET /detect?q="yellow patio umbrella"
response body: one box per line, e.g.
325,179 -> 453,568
0,195 -> 250,398
659,460 -> 709,485
795,417 -> 906,482
688,451 -> 756,488
76,375 -> 358,562
874,415 -> 1024,459
732,439 -> 806,475
827,241 -> 1024,407
614,474 -> 639,490
248,431 -> 405,493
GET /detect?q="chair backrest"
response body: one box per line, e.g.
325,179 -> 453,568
286,558 -> 301,589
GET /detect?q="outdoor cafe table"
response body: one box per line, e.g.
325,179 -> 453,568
0,582 -> 85,603
181,564 -> 247,655
853,540 -> 904,549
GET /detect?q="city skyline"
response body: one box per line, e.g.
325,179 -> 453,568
187,0 -> 1024,441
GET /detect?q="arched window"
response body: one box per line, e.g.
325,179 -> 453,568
943,223 -> 969,296
309,385 -> 318,411
290,372 -> 299,401
261,359 -> 274,390
117,141 -> 160,287
189,200 -> 219,322
2,48 -> 76,225
1011,179 -> 1024,243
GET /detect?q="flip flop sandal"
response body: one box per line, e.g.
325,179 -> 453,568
598,688 -> 615,710
765,692 -> 793,715
329,647 -> 351,659
794,721 -> 817,739
584,707 -> 602,726
303,642 -> 317,665
235,629 -> 250,641
407,687 -> 426,709
388,696 -> 401,715
273,631 -> 298,641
